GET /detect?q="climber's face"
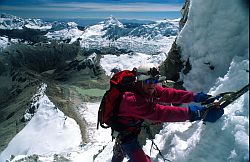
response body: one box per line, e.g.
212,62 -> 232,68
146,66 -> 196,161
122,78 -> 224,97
142,78 -> 158,96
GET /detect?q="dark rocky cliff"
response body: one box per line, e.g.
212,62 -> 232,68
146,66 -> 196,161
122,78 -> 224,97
159,0 -> 191,88
0,40 -> 110,152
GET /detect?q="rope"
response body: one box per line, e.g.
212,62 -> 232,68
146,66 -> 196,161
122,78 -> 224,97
142,124 -> 171,162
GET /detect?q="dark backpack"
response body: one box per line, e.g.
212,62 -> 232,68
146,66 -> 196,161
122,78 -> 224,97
97,69 -> 136,129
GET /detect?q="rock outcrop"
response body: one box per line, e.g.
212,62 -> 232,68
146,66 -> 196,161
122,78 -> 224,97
179,0 -> 190,29
159,0 -> 191,87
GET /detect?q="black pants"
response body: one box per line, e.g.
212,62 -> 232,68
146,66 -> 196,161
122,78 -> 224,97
111,134 -> 150,162
111,138 -> 126,162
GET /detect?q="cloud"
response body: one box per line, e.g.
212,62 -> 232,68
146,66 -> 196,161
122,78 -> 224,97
0,2 -> 183,12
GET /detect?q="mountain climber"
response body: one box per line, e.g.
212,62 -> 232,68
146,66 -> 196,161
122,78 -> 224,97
111,63 -> 224,162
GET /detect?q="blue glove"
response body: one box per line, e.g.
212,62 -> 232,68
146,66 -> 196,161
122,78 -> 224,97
194,92 -> 210,103
188,105 -> 224,122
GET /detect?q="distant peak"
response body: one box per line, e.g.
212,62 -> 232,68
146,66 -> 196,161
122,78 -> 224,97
67,22 -> 78,28
0,13 -> 18,19
102,15 -> 124,28
108,15 -> 115,19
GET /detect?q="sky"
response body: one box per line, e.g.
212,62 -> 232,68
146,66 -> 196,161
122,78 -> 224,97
0,0 -> 184,20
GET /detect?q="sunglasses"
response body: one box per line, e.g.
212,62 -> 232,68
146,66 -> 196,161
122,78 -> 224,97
143,78 -> 159,84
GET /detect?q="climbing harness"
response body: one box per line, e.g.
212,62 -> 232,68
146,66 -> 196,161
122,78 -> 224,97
201,84 -> 249,121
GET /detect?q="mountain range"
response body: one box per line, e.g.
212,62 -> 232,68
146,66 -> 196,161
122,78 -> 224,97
1,13 -> 179,54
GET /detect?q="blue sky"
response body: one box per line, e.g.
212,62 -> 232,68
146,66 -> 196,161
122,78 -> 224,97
0,0 -> 184,20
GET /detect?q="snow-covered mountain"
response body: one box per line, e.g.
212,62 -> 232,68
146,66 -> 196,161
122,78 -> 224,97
0,14 -> 52,30
46,15 -> 179,54
102,15 -> 124,29
0,14 -> 179,54
45,15 -> 179,41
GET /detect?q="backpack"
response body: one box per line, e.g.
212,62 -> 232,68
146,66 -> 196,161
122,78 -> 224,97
97,69 -> 136,130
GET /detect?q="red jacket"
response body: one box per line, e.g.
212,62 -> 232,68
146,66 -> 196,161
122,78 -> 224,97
118,85 -> 194,123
